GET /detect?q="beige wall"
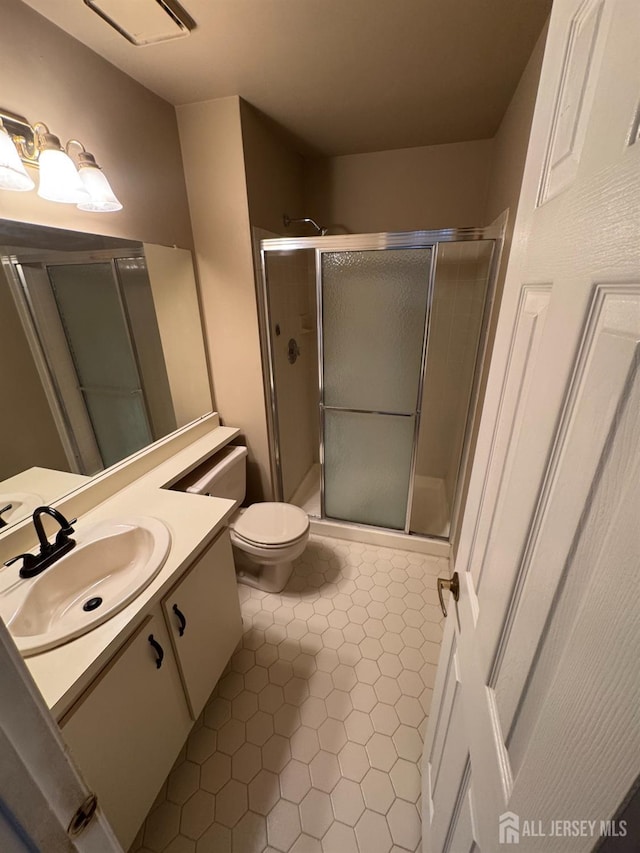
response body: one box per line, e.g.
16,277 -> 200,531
0,0 -> 193,250
240,100 -> 313,500
485,22 -> 549,278
305,139 -> 494,234
177,97 -> 272,501
240,101 -> 305,235
0,266 -> 68,480
177,97 -> 310,502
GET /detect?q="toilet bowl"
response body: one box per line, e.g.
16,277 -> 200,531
230,502 -> 309,592
183,446 -> 309,592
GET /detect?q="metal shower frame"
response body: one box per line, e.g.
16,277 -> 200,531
256,224 -> 504,541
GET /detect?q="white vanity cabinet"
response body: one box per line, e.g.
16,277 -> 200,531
58,528 -> 243,850
60,606 -> 192,850
161,528 -> 242,719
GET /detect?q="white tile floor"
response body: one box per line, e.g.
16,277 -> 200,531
131,534 -> 445,853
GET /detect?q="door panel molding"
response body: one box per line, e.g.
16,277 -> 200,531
509,359 -> 639,775
429,634 -> 460,796
508,398 -> 640,829
489,284 -> 640,735
442,759 -> 476,853
538,0 -> 610,205
470,284 -> 552,594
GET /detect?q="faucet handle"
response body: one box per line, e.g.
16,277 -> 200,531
55,521 -> 76,547
4,553 -> 38,571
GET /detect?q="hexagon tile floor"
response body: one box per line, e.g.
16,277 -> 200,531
131,534 -> 445,853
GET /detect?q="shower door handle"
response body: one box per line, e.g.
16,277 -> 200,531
437,572 -> 460,617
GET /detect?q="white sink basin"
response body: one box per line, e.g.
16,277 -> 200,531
3,516 -> 171,656
0,492 -> 43,527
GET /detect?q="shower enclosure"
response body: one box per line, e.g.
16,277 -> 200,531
257,227 -> 500,541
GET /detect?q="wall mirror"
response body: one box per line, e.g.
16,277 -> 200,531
0,219 -> 212,532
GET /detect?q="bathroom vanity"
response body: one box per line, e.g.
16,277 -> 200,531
59,527 -> 239,847
0,416 -> 244,849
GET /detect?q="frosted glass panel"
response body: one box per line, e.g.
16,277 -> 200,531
322,248 -> 431,412
48,263 -> 140,389
324,410 -> 415,529
83,390 -> 151,468
410,240 -> 493,538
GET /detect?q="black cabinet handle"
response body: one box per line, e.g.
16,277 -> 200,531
172,604 -> 187,637
148,634 -> 164,669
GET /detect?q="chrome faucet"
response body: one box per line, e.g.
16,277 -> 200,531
4,506 -> 77,579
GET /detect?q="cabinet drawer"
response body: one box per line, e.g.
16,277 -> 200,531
163,528 -> 242,719
60,607 -> 191,850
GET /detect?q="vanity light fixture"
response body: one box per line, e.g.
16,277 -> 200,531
67,141 -> 123,212
0,108 -> 123,212
36,126 -> 90,204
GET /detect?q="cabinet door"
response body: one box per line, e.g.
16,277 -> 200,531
60,607 -> 191,850
162,529 -> 242,719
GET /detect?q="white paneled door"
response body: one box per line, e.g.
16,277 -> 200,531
422,1 -> 640,851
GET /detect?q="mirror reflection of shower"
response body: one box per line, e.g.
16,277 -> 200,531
259,227 -> 499,542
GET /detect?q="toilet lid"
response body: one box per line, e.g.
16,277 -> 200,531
233,503 -> 309,546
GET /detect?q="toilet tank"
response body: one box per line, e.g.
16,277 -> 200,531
183,445 -> 247,507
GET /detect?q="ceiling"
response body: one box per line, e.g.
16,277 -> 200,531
21,0 -> 551,157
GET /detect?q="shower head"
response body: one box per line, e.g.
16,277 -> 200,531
283,214 -> 327,236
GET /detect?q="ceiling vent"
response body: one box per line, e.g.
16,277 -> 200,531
83,0 -> 196,46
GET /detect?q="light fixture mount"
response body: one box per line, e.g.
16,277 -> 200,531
0,109 -> 38,166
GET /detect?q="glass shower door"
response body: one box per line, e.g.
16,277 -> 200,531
321,247 -> 432,529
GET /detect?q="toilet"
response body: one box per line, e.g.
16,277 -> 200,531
184,445 -> 309,593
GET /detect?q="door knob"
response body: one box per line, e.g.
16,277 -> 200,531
437,572 -> 460,617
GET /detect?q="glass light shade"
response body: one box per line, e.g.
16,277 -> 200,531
37,148 -> 90,203
0,126 -> 35,191
77,164 -> 122,212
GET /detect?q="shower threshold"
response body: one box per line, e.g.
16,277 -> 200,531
290,464 -> 450,558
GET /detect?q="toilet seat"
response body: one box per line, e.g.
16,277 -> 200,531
232,502 -> 309,547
